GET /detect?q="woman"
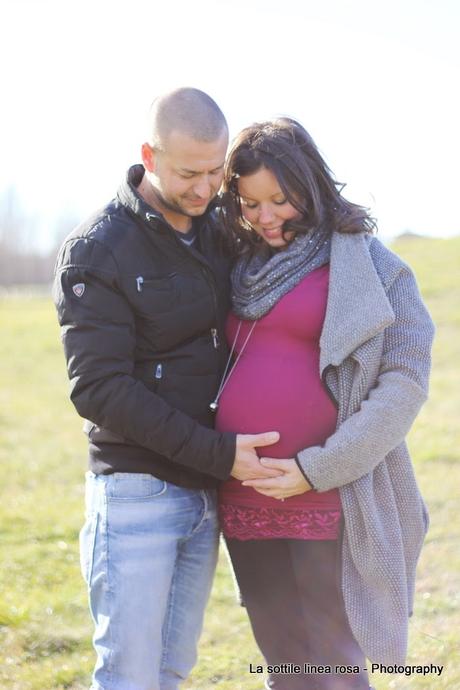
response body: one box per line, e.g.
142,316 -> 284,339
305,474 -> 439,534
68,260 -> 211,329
214,118 -> 434,690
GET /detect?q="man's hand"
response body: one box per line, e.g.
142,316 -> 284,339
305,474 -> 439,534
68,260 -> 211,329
242,457 -> 312,499
231,433 -> 281,481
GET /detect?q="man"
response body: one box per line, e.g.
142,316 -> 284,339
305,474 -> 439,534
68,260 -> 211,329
53,88 -> 279,690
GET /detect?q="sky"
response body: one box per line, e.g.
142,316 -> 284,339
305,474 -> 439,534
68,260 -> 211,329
1,0 -> 459,251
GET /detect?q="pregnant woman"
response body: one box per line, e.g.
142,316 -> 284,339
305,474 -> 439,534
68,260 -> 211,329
214,118 -> 434,690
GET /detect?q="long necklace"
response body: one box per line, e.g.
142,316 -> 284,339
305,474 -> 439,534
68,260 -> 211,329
209,320 -> 257,412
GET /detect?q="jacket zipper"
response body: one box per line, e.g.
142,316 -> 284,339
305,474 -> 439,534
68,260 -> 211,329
139,226 -> 222,350
210,328 -> 220,349
199,267 -> 220,350
136,273 -> 178,293
168,226 -> 221,351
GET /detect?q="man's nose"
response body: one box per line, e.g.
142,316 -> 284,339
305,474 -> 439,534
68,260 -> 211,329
193,177 -> 212,199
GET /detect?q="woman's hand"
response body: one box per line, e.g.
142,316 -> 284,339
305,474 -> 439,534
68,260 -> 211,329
242,457 -> 312,500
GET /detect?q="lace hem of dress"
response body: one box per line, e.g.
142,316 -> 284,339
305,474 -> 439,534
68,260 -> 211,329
220,505 -> 342,541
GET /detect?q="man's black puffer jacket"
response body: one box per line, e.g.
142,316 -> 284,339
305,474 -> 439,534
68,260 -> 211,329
53,165 -> 236,488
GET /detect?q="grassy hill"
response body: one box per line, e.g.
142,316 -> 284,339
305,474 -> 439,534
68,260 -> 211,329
0,236 -> 459,689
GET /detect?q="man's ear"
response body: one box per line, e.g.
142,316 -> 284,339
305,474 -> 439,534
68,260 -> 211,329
141,143 -> 156,173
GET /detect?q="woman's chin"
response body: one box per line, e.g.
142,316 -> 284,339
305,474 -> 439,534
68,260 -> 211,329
265,239 -> 286,250
260,231 -> 293,250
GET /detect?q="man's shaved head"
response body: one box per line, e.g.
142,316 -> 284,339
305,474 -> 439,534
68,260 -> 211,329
147,87 -> 228,150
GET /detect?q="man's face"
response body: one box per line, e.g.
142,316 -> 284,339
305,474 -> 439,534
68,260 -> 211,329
145,129 -> 228,228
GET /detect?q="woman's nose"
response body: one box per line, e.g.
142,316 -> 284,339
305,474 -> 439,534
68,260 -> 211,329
258,204 -> 275,224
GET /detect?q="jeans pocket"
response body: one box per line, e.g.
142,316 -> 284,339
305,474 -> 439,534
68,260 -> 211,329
107,473 -> 167,502
79,512 -> 99,585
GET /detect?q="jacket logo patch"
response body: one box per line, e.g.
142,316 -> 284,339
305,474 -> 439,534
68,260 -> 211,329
72,283 -> 86,298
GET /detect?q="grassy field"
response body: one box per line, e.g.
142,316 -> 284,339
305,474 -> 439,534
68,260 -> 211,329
0,236 -> 459,689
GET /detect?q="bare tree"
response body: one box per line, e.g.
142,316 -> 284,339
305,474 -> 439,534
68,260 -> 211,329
0,186 -> 58,286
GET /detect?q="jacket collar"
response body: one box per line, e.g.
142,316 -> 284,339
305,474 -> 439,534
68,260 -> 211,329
319,232 -> 395,374
118,164 -> 157,221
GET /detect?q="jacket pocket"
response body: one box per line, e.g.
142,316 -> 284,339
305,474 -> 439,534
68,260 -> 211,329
132,361 -> 163,394
132,273 -> 178,313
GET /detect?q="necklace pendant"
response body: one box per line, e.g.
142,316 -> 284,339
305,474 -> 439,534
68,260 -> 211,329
209,319 -> 256,416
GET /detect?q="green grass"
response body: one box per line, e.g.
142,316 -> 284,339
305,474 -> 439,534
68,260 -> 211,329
1,236 -> 459,689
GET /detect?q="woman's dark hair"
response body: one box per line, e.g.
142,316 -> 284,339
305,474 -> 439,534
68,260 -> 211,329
221,117 -> 376,250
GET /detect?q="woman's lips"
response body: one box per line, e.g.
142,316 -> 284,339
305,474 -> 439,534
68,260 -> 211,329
263,226 -> 282,237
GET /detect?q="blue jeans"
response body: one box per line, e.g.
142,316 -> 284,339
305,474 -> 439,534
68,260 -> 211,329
80,471 -> 219,690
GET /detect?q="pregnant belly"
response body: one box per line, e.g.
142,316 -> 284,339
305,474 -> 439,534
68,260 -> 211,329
217,352 -> 341,528
215,352 -> 337,458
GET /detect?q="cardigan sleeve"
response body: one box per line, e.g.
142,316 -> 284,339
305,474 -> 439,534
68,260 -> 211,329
296,266 -> 435,491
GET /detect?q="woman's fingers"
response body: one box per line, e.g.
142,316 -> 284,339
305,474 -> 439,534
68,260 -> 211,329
242,477 -> 284,490
242,461 -> 311,498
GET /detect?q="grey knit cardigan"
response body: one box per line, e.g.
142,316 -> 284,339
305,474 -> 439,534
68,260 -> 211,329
296,231 -> 435,665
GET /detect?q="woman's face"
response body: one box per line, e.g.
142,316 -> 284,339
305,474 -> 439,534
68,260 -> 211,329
237,166 -> 301,249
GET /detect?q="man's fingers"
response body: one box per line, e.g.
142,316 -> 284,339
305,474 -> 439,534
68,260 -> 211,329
248,467 -> 284,479
260,457 -> 291,469
246,431 -> 280,448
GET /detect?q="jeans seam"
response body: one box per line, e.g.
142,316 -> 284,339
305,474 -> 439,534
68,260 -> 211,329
187,490 -> 212,539
102,486 -> 116,688
160,551 -> 179,674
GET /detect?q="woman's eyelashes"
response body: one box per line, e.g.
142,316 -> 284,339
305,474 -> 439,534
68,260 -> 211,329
241,198 -> 288,209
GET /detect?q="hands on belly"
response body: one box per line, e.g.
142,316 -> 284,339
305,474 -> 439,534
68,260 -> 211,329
242,457 -> 313,501
231,432 -> 283,481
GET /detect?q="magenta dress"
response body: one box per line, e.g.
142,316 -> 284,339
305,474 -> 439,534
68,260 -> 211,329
217,265 -> 342,540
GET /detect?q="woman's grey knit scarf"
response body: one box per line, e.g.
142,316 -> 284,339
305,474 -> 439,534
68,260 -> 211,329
231,229 -> 331,320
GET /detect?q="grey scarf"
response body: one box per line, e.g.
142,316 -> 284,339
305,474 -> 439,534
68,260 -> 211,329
231,229 -> 331,320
